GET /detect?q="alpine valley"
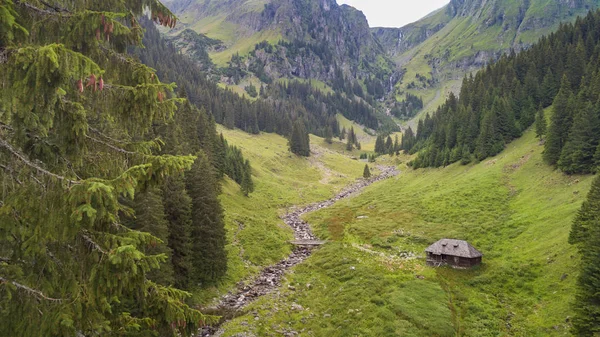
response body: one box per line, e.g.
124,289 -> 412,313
2,0 -> 600,337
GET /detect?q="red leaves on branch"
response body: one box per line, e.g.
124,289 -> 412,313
98,77 -> 104,91
77,79 -> 83,93
157,91 -> 164,103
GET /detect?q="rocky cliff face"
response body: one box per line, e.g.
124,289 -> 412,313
166,0 -> 398,95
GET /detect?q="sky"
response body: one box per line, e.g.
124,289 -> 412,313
337,0 -> 450,28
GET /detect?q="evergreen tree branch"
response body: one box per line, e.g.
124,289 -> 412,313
0,277 -> 64,302
89,127 -> 127,145
80,231 -> 107,255
0,137 -> 80,185
38,0 -> 70,13
15,1 -> 69,16
0,164 -> 23,185
86,135 -> 137,155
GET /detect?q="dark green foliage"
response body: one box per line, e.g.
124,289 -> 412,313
558,101 -> 600,174
129,187 -> 175,286
245,83 -> 258,98
401,127 -> 416,153
290,120 -> 311,157
0,1 -> 216,335
346,126 -> 358,151
241,159 -> 254,197
544,76 -> 574,165
408,10 -> 600,173
535,106 -> 547,139
324,126 -> 333,144
186,152 -> 227,286
375,135 -> 386,154
569,176 -> 600,335
392,93 -> 424,119
217,136 -> 255,195
385,136 -> 393,155
363,164 -> 371,178
162,176 -> 193,290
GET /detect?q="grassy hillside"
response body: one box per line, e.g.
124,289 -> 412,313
196,126 -> 368,302
388,0 -> 600,121
216,123 -> 593,335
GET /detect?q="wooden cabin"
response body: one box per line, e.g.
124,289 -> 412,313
425,239 -> 482,268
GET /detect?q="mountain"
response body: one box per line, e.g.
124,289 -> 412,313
164,0 -> 400,109
375,0 -> 600,117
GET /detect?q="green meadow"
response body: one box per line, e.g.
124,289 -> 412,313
217,125 -> 593,336
196,127 -> 366,303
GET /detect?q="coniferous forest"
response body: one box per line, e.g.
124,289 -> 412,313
4,0 -> 600,335
0,0 -> 256,335
408,10 -> 600,173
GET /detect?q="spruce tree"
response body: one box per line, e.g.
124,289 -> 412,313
375,135 -> 385,154
544,76 -> 574,165
385,136 -> 393,153
289,119 -> 310,157
569,176 -> 600,335
241,159 -> 254,196
324,126 -> 333,144
0,1 -> 214,335
363,164 -> 371,179
340,127 -> 346,141
186,152 -> 227,286
535,105 -> 547,139
162,176 -> 193,289
558,101 -> 600,174
129,187 -> 175,286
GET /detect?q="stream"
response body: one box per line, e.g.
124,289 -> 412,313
199,165 -> 400,336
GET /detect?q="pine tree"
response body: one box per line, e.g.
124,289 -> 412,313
385,136 -> 393,154
569,176 -> 600,335
535,105 -> 547,139
129,187 -> 175,286
363,164 -> 371,178
375,135 -> 385,154
241,159 -> 254,196
346,137 -> 354,151
340,127 -> 346,141
0,1 -> 214,335
324,126 -> 333,144
289,119 -> 310,157
558,101 -> 600,174
541,70 -> 558,107
348,127 -> 357,145
162,176 -> 193,289
544,75 -> 574,165
186,152 -> 227,286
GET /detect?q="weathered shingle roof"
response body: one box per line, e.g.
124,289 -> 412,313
425,239 -> 482,258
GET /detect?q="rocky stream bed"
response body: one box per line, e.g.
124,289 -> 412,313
199,165 -> 400,336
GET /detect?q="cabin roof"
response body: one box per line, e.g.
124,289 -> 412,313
425,239 -> 482,258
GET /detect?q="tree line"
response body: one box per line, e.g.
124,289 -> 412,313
406,10 -> 600,173
0,1 -> 253,336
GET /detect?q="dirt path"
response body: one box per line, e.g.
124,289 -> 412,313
199,165 -> 400,336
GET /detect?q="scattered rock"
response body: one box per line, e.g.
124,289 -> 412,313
350,266 -> 356,270
200,166 -> 400,336
561,274 -> 568,281
416,275 -> 425,280
357,215 -> 368,219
